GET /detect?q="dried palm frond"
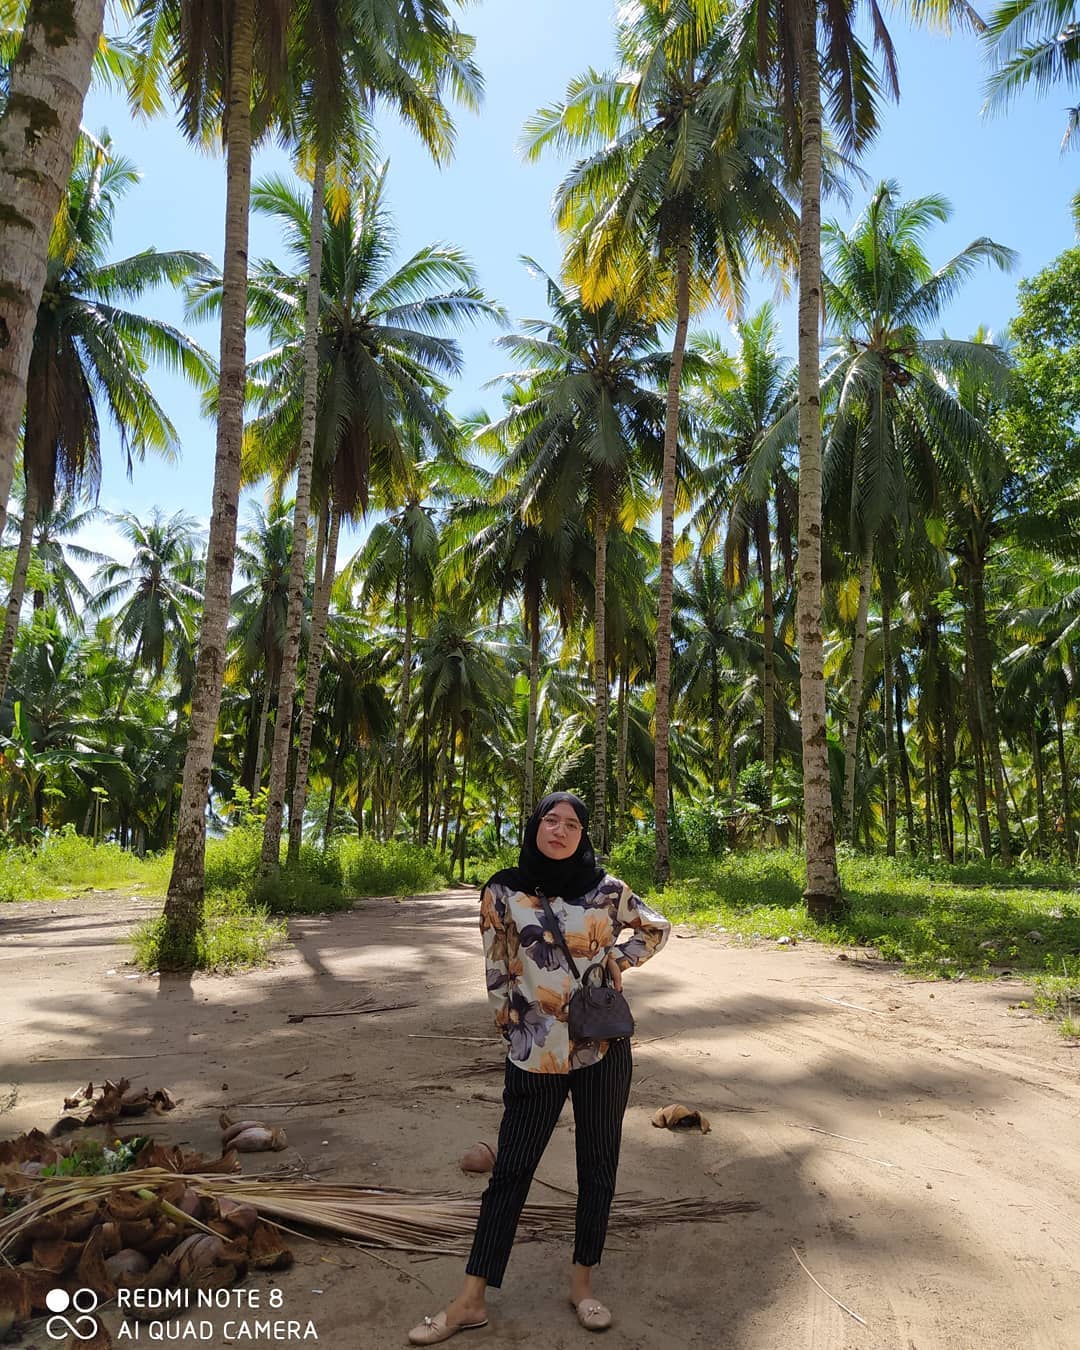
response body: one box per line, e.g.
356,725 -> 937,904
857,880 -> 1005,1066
1,1170 -> 759,1258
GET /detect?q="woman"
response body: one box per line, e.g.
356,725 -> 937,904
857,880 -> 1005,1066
407,791 -> 670,1345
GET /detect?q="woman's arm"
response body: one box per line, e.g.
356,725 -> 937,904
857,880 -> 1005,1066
611,881 -> 671,972
480,885 -> 513,1035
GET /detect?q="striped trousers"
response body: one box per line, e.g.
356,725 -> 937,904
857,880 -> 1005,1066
465,1037 -> 632,1288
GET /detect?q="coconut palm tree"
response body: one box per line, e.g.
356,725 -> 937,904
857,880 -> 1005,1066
485,265 -> 671,850
347,462 -> 442,836
137,0 -> 292,959
208,166 -> 500,864
91,509 -> 204,702
440,472 -> 593,829
735,0 -> 986,910
0,133 -> 212,707
258,0 -> 482,878
2,485 -> 106,623
820,182 -> 1015,844
690,304 -> 797,808
523,0 -> 799,880
984,0 -> 1079,158
0,0 -> 107,541
229,499 -> 304,792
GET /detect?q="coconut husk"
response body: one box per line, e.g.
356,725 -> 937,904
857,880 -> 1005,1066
0,1268 -> 31,1336
30,1237 -> 83,1272
651,1103 -> 712,1133
0,1130 -> 62,1167
248,1220 -> 293,1270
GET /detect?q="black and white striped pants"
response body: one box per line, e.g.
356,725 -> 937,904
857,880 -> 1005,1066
465,1037 -> 633,1288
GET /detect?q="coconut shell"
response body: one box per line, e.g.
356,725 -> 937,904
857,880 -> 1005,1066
173,1187 -> 203,1218
221,1119 -> 267,1145
228,1126 -> 287,1152
75,1227 -> 116,1300
105,1249 -> 151,1282
459,1141 -> 497,1173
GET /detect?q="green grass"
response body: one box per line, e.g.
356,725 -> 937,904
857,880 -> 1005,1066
8,827 -> 1079,1018
129,828 -> 455,969
592,843 -> 1080,1034
0,826 -> 170,902
131,890 -> 288,973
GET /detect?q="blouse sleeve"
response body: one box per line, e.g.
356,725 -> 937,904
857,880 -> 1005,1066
611,880 -> 671,972
480,884 -> 512,1037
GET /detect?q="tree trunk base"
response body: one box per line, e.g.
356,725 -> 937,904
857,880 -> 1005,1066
804,890 -> 845,924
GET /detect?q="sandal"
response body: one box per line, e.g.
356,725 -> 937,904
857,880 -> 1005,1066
569,1297 -> 613,1332
407,1310 -> 488,1345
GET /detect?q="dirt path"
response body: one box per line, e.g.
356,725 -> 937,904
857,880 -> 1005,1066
2,890 -> 1079,1349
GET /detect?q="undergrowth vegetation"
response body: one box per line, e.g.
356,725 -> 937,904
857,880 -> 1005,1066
6,828 -> 1079,1028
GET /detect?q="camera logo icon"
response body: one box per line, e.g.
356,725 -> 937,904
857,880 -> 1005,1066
45,1288 -> 100,1341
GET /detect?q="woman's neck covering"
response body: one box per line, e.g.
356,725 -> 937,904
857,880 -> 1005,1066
486,791 -> 606,902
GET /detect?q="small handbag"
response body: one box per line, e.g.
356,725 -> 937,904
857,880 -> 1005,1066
537,892 -> 635,1042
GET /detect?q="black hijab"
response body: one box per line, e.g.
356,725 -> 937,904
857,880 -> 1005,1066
486,791 -> 606,902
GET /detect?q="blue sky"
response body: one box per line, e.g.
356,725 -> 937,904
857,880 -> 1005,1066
77,0 -> 1077,567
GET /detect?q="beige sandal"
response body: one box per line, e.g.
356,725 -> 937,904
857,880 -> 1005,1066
569,1297 -> 613,1332
407,1310 -> 488,1345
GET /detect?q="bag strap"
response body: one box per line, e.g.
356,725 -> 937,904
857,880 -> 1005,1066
536,890 -> 582,981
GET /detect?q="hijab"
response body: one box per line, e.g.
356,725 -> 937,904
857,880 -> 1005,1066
486,791 -> 606,902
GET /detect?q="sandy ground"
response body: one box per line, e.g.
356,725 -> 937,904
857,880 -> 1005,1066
2,888 -> 1080,1350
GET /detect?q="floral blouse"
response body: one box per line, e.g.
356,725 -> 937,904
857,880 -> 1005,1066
480,873 -> 671,1073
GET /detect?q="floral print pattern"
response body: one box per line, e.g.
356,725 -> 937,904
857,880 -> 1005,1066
480,873 -> 670,1073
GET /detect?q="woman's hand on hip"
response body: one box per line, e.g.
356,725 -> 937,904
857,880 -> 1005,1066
605,952 -> 623,990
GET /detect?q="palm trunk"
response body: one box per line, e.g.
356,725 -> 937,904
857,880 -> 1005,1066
896,667 -> 916,855
754,511 -> 777,802
523,577 -> 540,822
251,679 -> 273,791
0,475 -> 39,704
882,596 -> 897,857
355,760 -> 366,838
653,224 -> 692,883
419,702 -> 429,846
453,719 -> 471,879
388,545 -> 414,836
841,539 -> 874,842
593,494 -> 610,854
323,724 -> 346,845
616,654 -> 629,840
1055,699 -> 1073,862
440,723 -> 455,854
935,741 -> 953,863
162,0 -> 256,960
0,0 -> 105,542
710,653 -> 721,791
260,150 -> 326,871
1002,761 -> 1031,852
969,557 -> 1010,864
1033,714 -> 1049,857
286,504 -> 339,864
964,604 -> 994,859
923,744 -> 934,860
795,8 -> 841,916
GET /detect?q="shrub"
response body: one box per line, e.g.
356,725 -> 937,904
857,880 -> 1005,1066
203,824 -> 265,893
606,830 -> 656,894
337,837 -> 451,897
130,891 -> 287,972
464,846 -> 518,887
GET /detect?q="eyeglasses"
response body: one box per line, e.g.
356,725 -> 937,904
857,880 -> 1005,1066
540,815 -> 582,834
